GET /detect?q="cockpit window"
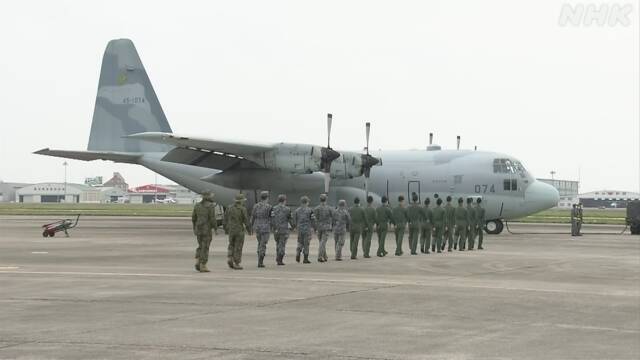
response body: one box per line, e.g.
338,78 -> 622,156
493,158 -> 527,176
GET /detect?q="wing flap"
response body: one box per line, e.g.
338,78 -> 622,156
126,132 -> 273,156
161,147 -> 259,170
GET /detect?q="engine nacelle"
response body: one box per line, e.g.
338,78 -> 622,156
245,143 -> 323,175
330,152 -> 365,179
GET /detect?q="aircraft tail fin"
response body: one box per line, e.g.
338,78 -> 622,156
87,39 -> 173,153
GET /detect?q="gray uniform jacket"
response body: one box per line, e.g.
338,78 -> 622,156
314,204 -> 335,231
251,201 -> 273,233
271,203 -> 293,235
333,207 -> 351,234
294,206 -> 315,233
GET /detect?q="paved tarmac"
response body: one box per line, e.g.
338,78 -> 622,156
0,216 -> 638,359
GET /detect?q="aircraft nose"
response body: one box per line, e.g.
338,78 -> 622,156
525,181 -> 560,211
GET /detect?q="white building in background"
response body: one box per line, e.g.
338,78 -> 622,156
16,183 -> 101,203
0,181 -> 30,202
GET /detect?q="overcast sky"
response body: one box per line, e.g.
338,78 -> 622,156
0,0 -> 638,193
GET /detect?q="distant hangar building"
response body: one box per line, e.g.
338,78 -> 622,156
16,183 -> 101,203
578,190 -> 640,208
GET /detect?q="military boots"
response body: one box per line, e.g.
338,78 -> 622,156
303,255 -> 311,264
258,255 -> 265,268
199,264 -> 210,272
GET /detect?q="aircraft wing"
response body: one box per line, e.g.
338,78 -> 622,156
126,132 -> 273,170
34,148 -> 142,164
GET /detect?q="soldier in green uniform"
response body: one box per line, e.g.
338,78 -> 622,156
362,196 -> 377,258
444,196 -> 456,251
392,195 -> 409,256
192,192 -> 217,272
476,198 -> 486,250
223,193 -> 250,269
431,198 -> 445,253
420,198 -> 433,254
349,197 -> 367,259
454,197 -> 468,251
407,193 -> 422,255
466,197 -> 477,250
375,196 -> 393,257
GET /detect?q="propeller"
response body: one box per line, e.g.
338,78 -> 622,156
361,122 -> 380,196
320,113 -> 341,194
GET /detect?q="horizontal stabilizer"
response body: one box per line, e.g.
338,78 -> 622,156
34,148 -> 141,164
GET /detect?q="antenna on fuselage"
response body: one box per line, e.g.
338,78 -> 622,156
427,132 -> 441,151
429,132 -> 433,146
456,136 -> 461,150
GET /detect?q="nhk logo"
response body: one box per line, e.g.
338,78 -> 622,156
559,3 -> 634,26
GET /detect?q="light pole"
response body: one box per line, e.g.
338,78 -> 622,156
63,161 -> 68,203
550,170 -> 556,180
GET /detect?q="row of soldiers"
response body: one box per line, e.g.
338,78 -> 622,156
191,191 -> 487,272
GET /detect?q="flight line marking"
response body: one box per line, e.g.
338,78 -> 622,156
0,270 -> 638,298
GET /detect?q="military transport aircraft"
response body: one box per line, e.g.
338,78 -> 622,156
35,39 -> 559,235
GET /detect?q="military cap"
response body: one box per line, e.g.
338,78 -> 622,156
467,197 -> 473,203
398,195 -> 405,202
319,193 -> 327,202
458,197 -> 464,203
367,195 -> 374,204
424,198 -> 430,205
476,198 -> 482,204
260,191 -> 269,199
446,195 -> 452,202
354,197 -> 360,204
412,193 -> 419,202
278,194 -> 287,202
301,196 -> 310,204
201,192 -> 214,201
437,198 -> 443,205
381,196 -> 388,203
338,199 -> 347,207
235,193 -> 246,201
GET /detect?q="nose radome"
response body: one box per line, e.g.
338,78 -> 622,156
526,181 -> 559,210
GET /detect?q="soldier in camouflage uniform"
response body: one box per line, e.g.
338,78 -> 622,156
332,199 -> 351,260
375,196 -> 393,257
313,193 -> 334,262
454,197 -> 468,251
271,194 -> 293,265
192,192 -> 217,272
362,196 -> 377,258
476,198 -> 486,250
431,198 -> 445,253
250,191 -> 272,268
392,195 -> 409,256
419,198 -> 433,254
223,193 -> 250,269
407,193 -> 422,255
444,196 -> 456,251
466,197 -> 477,250
294,196 -> 315,264
349,197 -> 367,260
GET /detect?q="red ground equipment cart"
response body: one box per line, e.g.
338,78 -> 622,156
42,215 -> 80,237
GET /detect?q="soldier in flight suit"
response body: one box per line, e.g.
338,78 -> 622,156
454,197 -> 468,251
192,192 -> 217,272
349,197 -> 367,259
271,194 -> 293,265
250,191 -> 272,268
376,196 -> 393,257
407,193 -> 422,255
294,196 -> 315,264
431,198 -> 445,254
392,195 -> 409,256
333,199 -> 351,260
313,193 -> 334,263
444,196 -> 456,251
476,198 -> 486,250
224,193 -> 250,270
466,197 -> 477,250
362,196 -> 377,258
420,198 -> 433,254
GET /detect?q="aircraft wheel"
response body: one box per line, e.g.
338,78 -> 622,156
485,219 -> 504,235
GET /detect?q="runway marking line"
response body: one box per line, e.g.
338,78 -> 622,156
31,251 -> 49,254
0,270 -> 638,298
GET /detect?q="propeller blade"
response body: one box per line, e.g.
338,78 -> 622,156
327,113 -> 332,148
324,172 -> 331,194
365,176 -> 369,198
365,122 -> 371,155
